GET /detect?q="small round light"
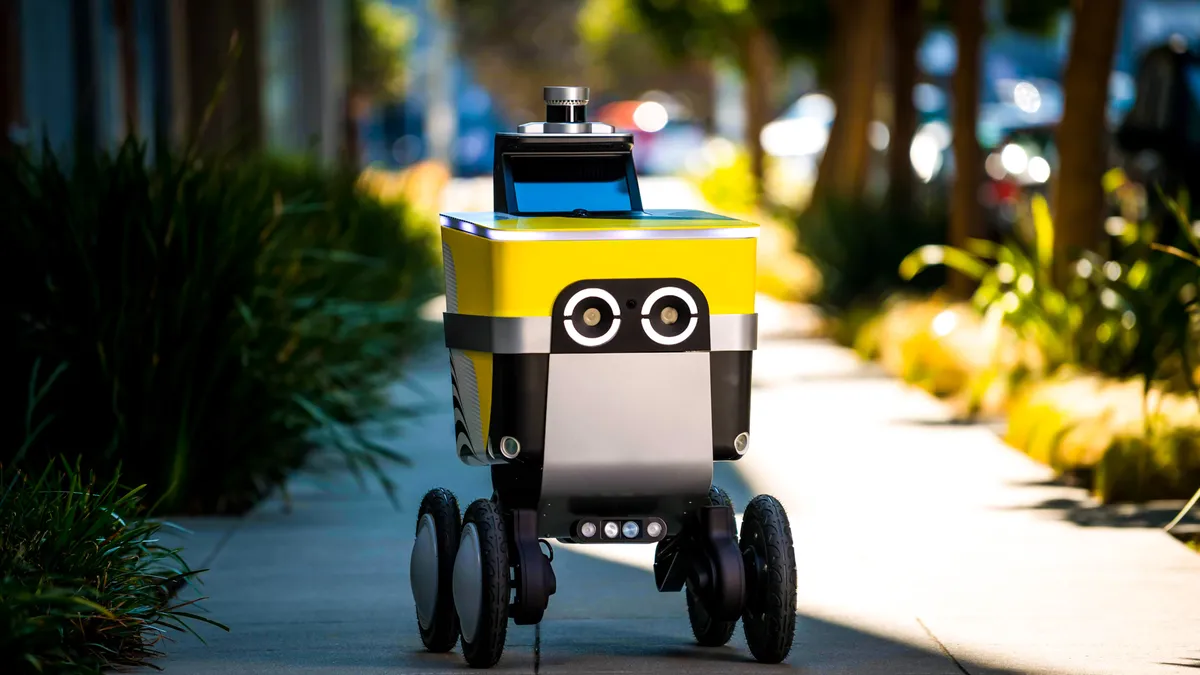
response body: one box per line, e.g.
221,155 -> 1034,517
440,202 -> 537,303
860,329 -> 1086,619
580,521 -> 597,538
734,432 -> 749,455
583,307 -> 601,327
499,436 -> 521,459
660,306 -> 678,325
603,521 -> 620,539
645,521 -> 663,538
622,521 -> 640,538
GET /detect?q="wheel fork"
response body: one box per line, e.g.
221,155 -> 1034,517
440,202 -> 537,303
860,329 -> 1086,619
507,508 -> 557,625
654,504 -> 746,621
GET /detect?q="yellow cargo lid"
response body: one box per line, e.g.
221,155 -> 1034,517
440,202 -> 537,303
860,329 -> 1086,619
440,210 -> 759,241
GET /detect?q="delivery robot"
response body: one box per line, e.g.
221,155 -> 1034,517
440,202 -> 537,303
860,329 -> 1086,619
409,86 -> 796,668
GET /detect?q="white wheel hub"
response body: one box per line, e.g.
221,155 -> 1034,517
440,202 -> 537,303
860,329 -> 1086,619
453,523 -> 484,642
410,514 -> 439,630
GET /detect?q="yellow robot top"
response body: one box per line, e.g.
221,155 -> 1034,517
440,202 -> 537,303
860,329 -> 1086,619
439,211 -> 759,319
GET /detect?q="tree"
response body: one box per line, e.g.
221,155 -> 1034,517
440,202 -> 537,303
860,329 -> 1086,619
347,0 -> 414,165
1052,0 -> 1124,284
590,0 -> 833,203
948,0 -> 985,296
113,0 -> 139,137
888,0 -> 921,216
811,0 -> 890,211
1,0 -> 20,156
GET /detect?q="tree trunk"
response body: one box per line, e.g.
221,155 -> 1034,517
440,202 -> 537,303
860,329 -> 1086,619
113,0 -> 140,137
1052,0 -> 1123,286
888,0 -> 920,216
72,0 -> 98,152
811,0 -> 889,211
1,0 -> 20,156
742,22 -> 776,205
949,0 -> 984,297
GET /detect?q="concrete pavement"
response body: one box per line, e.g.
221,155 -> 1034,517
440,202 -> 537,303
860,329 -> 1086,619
146,313 -> 1200,675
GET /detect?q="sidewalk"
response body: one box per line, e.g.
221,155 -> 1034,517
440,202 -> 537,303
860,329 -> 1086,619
148,311 -> 1200,675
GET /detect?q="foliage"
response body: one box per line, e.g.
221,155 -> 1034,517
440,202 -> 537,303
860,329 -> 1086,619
1004,374 -> 1199,503
0,139 -> 440,514
1,457 -> 226,674
694,147 -> 758,215
797,199 -> 947,314
349,0 -> 415,103
900,192 -> 1199,396
851,295 -> 1039,417
613,0 -> 833,68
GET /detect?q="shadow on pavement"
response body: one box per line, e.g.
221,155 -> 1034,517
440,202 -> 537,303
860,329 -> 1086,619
151,495 -> 1046,675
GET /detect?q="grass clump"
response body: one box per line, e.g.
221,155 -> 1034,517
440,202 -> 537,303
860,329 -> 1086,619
0,140 -> 440,514
1,459 -> 225,674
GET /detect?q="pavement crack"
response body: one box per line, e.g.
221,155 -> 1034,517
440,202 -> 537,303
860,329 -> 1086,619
916,617 -> 971,675
533,622 -> 541,674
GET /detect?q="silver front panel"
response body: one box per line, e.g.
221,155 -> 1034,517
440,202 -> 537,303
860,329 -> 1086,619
541,352 -> 713,501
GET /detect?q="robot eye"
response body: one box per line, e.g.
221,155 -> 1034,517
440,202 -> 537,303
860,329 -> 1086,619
640,286 -> 699,346
562,288 -> 622,347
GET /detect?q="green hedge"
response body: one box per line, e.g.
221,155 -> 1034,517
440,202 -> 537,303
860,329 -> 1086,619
0,140 -> 440,514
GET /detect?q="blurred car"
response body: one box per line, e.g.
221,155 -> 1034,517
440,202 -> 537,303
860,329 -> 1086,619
1114,43 -> 1200,225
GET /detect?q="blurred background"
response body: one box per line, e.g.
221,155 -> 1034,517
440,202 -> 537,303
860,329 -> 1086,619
3,1 -> 1200,671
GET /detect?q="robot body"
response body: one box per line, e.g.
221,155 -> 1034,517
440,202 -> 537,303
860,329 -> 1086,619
410,86 -> 796,667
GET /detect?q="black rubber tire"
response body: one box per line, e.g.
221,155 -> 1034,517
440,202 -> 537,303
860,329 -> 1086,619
460,499 -> 510,669
416,488 -> 461,653
740,494 -> 797,664
686,485 -> 739,647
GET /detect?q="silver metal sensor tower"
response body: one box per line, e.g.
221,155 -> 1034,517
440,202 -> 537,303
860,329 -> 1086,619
518,85 -> 615,134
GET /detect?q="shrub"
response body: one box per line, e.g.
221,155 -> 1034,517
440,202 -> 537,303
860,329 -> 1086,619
901,192 -> 1199,396
797,198 -> 946,314
0,140 -> 440,514
1005,375 -> 1199,503
1,458 -> 224,673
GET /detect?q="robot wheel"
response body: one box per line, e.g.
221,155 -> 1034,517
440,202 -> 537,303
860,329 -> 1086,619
410,488 -> 462,653
739,494 -> 797,664
686,485 -> 739,647
454,498 -> 510,668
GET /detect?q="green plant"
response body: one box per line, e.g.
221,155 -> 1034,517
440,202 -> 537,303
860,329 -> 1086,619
798,198 -> 947,314
900,192 -> 1198,393
349,0 -> 415,104
1,457 -> 226,674
1,139 -> 440,514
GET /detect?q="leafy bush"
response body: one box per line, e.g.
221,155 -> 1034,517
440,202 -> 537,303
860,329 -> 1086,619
0,140 -> 440,514
1004,375 -> 1199,503
900,192 -> 1198,395
1,458 -> 224,673
797,198 -> 947,314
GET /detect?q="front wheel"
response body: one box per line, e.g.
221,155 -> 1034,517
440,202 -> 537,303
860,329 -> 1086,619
740,494 -> 796,664
454,499 -> 510,668
411,488 -> 461,653
686,485 -> 739,647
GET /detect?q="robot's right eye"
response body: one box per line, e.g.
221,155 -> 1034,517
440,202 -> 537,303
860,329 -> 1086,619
640,286 -> 699,346
562,288 -> 621,347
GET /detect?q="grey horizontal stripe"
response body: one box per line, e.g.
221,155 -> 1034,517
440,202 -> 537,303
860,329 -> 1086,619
440,215 -> 759,242
443,313 -> 757,353
710,313 -> 758,351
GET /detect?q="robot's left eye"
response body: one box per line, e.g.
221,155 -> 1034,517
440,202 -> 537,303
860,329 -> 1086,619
562,287 -> 622,347
640,286 -> 699,346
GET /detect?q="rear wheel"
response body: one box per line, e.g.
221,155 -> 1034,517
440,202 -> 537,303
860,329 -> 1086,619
686,485 -> 739,647
410,488 -> 461,653
455,499 -> 510,668
740,494 -> 797,664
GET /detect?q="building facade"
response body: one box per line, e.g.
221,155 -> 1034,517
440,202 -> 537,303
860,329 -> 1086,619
4,0 -> 349,162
